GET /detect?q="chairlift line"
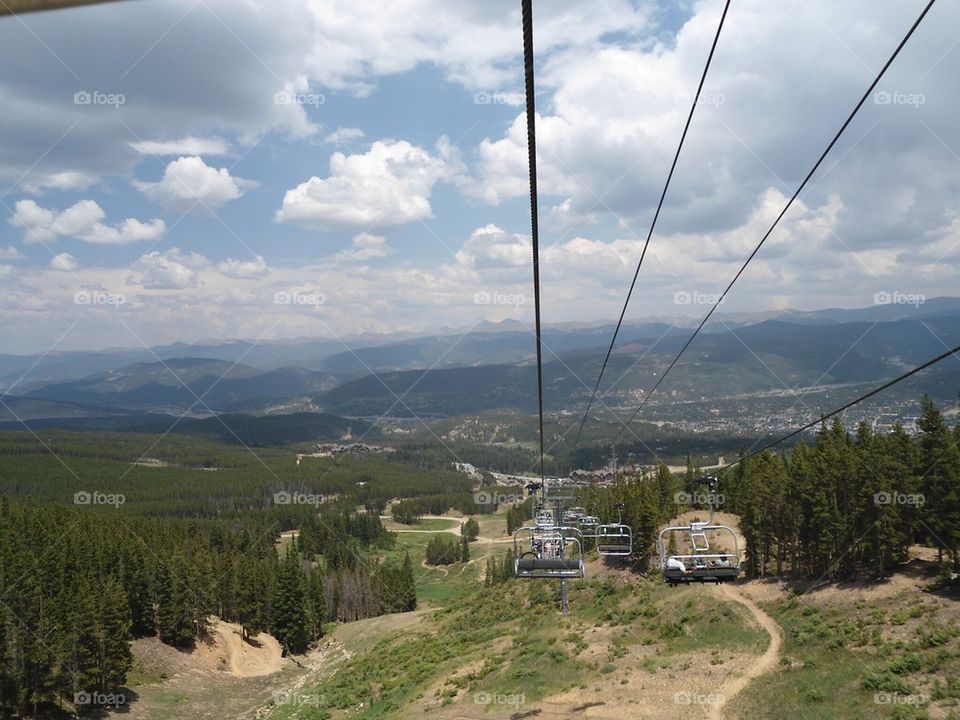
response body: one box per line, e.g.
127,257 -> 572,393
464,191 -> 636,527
521,0 -> 547,487
574,0 -> 733,447
614,0 -> 938,441
514,1 -> 587,612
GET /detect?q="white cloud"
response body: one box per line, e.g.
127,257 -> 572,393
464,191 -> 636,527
0,264 -> 12,278
0,0 -> 653,192
130,136 -> 232,156
21,171 -> 96,194
324,127 -> 366,144
49,253 -> 79,271
455,224 -> 529,270
217,255 -> 269,279
8,199 -> 165,245
462,113 -> 579,206
464,0 -> 960,256
128,248 -> 209,290
276,138 -> 463,230
0,246 -> 24,261
135,156 -> 255,213
297,0 -> 653,94
333,233 -> 389,262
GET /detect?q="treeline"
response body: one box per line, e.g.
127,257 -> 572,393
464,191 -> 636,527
296,510 -> 393,569
506,497 -> 534,535
424,520 -> 478,565
270,546 -> 416,650
724,396 -> 960,579
425,536 -> 465,565
484,549 -> 519,585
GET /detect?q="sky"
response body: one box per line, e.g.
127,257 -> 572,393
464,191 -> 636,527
0,0 -> 958,354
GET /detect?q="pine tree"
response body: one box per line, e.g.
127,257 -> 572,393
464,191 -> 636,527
186,550 -> 215,639
155,559 -> 195,648
66,582 -> 100,716
234,558 -> 268,641
655,464 -> 677,519
271,548 -> 312,654
461,518 -> 480,542
122,549 -> 155,637
307,568 -> 326,640
400,553 -> 417,611
99,576 -> 133,694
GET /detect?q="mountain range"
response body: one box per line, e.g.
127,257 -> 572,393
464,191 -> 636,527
1,299 -> 958,428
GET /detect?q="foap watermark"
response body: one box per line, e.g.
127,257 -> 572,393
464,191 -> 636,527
873,491 -> 924,507
873,90 -> 925,108
74,691 -> 126,708
674,290 -> 724,306
674,691 -> 723,706
274,90 -> 325,106
274,290 -> 325,308
474,290 -> 526,307
74,490 -> 125,508
874,692 -> 927,706
273,490 -> 324,506
74,290 -> 125,307
272,690 -> 323,708
74,90 -> 125,108
473,90 -> 523,106
674,91 -> 725,107
873,290 -> 925,307
674,491 -> 725,507
473,692 -> 525,707
474,490 -> 522,506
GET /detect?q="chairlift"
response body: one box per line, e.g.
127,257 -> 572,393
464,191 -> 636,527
576,515 -> 600,538
514,525 -> 584,579
657,522 -> 740,584
596,503 -> 632,557
657,478 -> 741,584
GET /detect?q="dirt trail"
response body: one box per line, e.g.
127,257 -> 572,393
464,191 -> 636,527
213,621 -> 285,678
708,583 -> 781,720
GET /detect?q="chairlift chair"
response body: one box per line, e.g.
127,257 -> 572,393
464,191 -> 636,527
576,515 -> 600,538
596,503 -> 632,557
596,524 -> 632,556
657,521 -> 741,585
658,475 -> 741,584
514,525 -> 584,579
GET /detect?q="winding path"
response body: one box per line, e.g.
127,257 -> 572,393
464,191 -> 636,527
709,583 -> 782,720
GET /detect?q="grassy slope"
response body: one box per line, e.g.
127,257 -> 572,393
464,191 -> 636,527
730,581 -> 960,720
265,509 -> 769,720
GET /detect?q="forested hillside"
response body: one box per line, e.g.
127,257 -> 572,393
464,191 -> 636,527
0,433 -> 474,717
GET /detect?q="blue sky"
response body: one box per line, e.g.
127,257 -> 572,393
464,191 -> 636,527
0,0 -> 958,354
